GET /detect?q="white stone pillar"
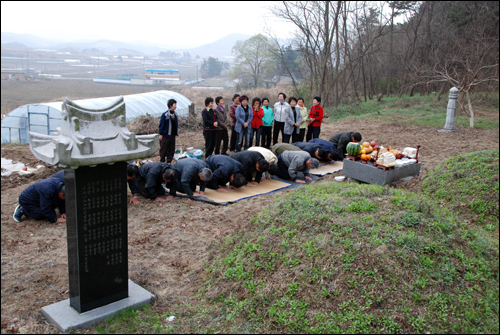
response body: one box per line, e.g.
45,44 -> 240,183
442,87 -> 459,132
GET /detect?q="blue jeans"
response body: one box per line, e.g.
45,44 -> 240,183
236,127 -> 250,151
249,127 -> 261,147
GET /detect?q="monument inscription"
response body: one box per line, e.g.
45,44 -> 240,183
66,162 -> 128,313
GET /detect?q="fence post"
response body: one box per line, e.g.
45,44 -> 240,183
440,87 -> 458,132
47,107 -> 50,135
189,103 -> 195,118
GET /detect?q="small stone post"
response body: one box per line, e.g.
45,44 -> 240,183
441,87 -> 459,132
189,103 -> 195,118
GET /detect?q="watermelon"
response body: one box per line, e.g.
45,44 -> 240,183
346,142 -> 361,156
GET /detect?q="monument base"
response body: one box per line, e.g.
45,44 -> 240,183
438,128 -> 455,132
41,280 -> 154,333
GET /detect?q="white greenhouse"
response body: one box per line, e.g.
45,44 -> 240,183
1,90 -> 192,144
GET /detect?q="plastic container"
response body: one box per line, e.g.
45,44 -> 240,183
186,147 -> 194,154
187,150 -> 203,159
335,176 -> 346,182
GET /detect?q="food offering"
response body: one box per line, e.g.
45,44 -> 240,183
371,144 -> 421,171
345,142 -> 362,161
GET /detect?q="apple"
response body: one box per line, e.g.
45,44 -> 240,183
22,166 -> 28,171
370,141 -> 376,147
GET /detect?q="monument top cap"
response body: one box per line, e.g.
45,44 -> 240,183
29,97 -> 158,168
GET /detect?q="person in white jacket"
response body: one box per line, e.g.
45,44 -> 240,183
273,93 -> 292,145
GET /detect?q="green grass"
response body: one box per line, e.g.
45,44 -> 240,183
325,92 -> 499,129
422,150 -> 499,234
86,153 -> 499,334
181,183 -> 498,333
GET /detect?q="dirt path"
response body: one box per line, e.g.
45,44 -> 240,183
1,121 -> 498,333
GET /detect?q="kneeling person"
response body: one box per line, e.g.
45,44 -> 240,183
13,177 -> 66,223
172,158 -> 212,199
205,155 -> 247,192
271,142 -> 301,157
292,141 -> 327,161
230,151 -> 269,186
137,162 -> 176,202
277,150 -> 320,184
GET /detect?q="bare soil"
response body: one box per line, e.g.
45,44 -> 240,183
1,119 -> 498,333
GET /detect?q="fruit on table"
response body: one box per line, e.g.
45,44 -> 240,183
365,146 -> 373,154
362,142 -> 370,148
370,141 -> 376,147
346,142 -> 362,156
361,148 -> 366,154
361,154 -> 371,160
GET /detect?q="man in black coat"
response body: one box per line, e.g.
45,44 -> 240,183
172,158 -> 212,199
292,142 -> 327,161
136,162 -> 176,202
205,155 -> 247,192
230,151 -> 269,186
13,177 -> 66,223
329,131 -> 362,158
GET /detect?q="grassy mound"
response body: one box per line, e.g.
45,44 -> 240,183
422,150 -> 499,232
196,183 -> 498,333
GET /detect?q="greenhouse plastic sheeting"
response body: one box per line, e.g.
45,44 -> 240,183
1,90 -> 191,143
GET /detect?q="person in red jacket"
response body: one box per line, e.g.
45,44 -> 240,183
249,97 -> 264,147
306,96 -> 323,141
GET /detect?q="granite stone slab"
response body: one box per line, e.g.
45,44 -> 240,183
41,280 -> 154,333
342,159 -> 421,185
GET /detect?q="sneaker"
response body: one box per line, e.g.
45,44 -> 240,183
13,205 -> 24,222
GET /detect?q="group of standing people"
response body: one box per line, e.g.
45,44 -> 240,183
200,93 -> 324,158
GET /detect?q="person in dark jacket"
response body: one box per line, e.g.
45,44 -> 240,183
329,131 -> 362,158
292,142 -> 327,161
159,99 -> 179,164
136,162 -> 176,202
307,138 -> 343,162
202,97 -> 219,158
229,94 -> 240,152
214,96 -> 229,155
230,151 -> 269,186
172,158 -> 212,199
51,163 -> 142,204
13,177 -> 66,223
205,155 -> 247,192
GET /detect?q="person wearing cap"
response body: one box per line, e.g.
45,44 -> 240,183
329,131 -> 362,158
172,157 -> 212,199
13,177 -> 66,223
273,92 -> 292,145
234,95 -> 253,152
136,162 -> 176,202
229,94 -> 240,152
276,150 -> 320,184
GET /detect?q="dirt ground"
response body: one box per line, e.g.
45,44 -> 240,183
1,119 -> 499,333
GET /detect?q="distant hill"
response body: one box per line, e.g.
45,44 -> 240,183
181,33 -> 252,61
0,31 -> 252,58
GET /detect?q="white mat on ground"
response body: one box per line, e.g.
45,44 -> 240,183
308,161 -> 344,176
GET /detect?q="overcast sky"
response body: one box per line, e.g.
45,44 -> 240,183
1,1 -> 294,48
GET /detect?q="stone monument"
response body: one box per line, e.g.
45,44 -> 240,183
31,97 -> 158,332
439,87 -> 459,132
